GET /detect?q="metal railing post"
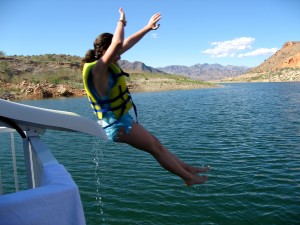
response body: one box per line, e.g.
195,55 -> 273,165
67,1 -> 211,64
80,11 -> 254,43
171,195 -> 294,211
22,137 -> 34,189
10,131 -> 19,192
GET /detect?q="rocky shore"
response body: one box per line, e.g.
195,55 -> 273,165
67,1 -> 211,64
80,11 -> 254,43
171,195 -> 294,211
0,77 -> 215,101
0,80 -> 84,100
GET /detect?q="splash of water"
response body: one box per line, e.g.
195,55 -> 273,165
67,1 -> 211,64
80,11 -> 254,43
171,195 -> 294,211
92,137 -> 108,222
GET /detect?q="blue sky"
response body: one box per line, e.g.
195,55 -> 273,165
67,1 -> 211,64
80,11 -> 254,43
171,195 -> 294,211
0,0 -> 299,68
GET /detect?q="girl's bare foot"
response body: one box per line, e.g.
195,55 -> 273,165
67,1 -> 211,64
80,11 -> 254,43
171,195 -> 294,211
184,175 -> 208,186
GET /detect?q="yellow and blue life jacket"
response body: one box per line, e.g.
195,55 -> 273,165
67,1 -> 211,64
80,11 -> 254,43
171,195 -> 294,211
82,61 -> 137,127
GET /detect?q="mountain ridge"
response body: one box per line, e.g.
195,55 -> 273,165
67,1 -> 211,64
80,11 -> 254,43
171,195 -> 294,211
249,41 -> 300,73
117,60 -> 250,81
0,53 -> 249,82
118,60 -> 166,74
223,41 -> 300,82
156,63 -> 250,81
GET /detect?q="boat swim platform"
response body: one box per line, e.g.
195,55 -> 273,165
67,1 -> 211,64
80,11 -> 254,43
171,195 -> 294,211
0,99 -> 107,225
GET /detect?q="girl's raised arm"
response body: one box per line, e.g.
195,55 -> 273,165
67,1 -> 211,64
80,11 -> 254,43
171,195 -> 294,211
101,8 -> 126,65
120,12 -> 161,55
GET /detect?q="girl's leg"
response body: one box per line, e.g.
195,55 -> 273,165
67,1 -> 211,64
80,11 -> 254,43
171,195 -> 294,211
171,156 -> 210,174
116,121 -> 208,186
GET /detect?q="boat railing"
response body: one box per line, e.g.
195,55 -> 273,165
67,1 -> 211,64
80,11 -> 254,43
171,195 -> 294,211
0,99 -> 107,225
0,127 -> 20,195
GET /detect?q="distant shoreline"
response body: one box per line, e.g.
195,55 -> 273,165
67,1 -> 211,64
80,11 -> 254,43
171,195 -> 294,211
0,78 -> 217,101
221,68 -> 300,83
3,79 -> 300,101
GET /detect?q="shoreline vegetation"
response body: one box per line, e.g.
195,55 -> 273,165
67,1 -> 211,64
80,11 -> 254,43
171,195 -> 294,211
0,73 -> 217,101
0,55 -> 216,101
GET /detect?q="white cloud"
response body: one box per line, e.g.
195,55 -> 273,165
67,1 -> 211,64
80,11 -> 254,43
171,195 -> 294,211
238,48 -> 277,57
202,37 -> 255,58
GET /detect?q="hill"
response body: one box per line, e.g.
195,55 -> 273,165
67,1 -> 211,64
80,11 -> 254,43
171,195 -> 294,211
0,54 -> 215,100
223,41 -> 300,82
249,41 -> 300,72
118,60 -> 166,74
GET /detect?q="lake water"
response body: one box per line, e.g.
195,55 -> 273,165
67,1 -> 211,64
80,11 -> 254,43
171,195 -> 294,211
1,82 -> 300,224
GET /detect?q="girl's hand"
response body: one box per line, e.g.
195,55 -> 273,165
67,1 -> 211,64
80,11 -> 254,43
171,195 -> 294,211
119,7 -> 127,25
147,13 -> 161,30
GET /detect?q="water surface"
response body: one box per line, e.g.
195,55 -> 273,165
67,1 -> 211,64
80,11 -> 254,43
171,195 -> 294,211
1,82 -> 299,224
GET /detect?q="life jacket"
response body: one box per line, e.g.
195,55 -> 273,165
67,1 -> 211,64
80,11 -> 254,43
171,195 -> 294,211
82,61 -> 137,125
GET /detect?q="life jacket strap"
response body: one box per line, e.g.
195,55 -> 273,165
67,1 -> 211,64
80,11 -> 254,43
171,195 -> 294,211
90,96 -> 131,114
121,86 -> 138,124
90,89 -> 138,127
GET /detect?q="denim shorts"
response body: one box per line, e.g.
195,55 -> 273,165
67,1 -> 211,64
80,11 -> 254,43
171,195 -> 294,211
101,112 -> 134,141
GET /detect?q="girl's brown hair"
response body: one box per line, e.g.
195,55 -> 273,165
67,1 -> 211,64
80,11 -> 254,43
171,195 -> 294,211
81,33 -> 113,68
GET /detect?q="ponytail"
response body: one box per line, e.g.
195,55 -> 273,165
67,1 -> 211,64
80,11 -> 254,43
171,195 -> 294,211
81,49 -> 96,69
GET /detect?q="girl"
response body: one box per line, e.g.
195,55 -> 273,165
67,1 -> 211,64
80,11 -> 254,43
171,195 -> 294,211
82,8 -> 208,186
